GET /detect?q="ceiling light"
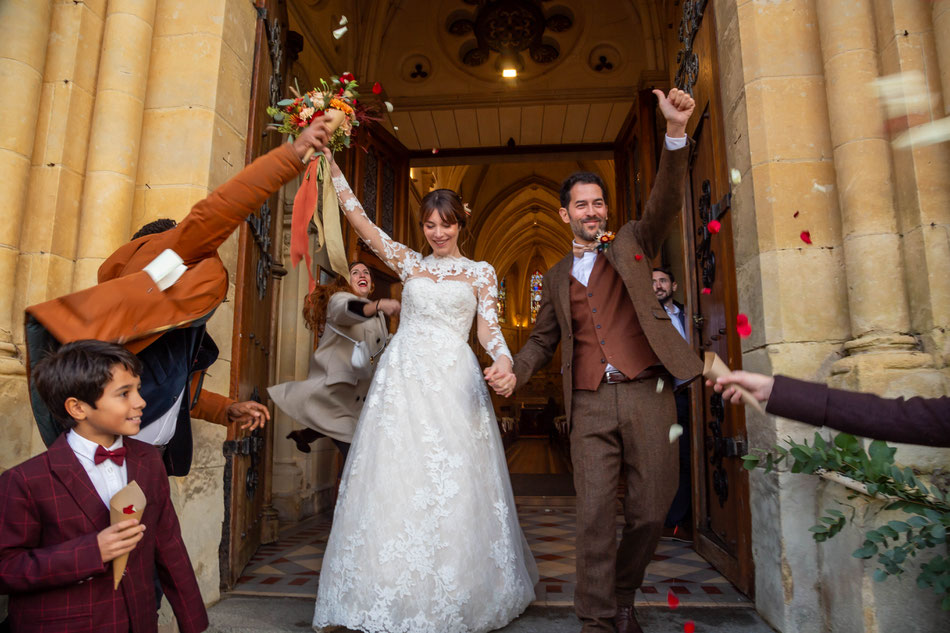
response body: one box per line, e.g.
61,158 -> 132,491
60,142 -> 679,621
502,68 -> 517,78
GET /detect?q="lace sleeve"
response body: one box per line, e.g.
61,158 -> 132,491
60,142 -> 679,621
331,168 -> 419,280
475,263 -> 512,364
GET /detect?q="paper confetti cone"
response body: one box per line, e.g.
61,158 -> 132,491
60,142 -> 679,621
109,480 -> 147,590
702,352 -> 765,414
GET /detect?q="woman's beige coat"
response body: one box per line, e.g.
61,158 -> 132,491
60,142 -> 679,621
268,291 -> 388,443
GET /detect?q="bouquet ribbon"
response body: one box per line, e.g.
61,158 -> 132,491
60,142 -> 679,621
288,111 -> 349,289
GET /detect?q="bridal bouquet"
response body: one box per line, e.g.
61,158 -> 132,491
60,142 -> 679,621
269,74 -> 378,286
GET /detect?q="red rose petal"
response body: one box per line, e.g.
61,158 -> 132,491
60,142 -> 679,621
793,211 -> 800,218
667,589 -> 680,608
635,254 -> 643,261
701,287 -> 712,295
736,313 -> 752,338
122,504 -> 135,515
372,81 -> 382,95
432,148 -> 439,154
800,230 -> 812,244
707,219 -> 721,234
684,622 -> 696,633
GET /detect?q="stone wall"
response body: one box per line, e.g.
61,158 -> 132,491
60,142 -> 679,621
713,0 -> 950,630
0,0 -> 258,620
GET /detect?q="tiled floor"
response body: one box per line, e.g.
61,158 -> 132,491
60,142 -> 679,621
231,498 -> 751,608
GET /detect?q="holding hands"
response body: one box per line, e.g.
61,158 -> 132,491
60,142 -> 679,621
653,88 -> 695,138
484,358 -> 516,398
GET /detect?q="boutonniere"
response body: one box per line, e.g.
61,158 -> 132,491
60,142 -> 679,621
594,230 -> 616,253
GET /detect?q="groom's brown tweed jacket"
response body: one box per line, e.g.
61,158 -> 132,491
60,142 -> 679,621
513,143 -> 702,421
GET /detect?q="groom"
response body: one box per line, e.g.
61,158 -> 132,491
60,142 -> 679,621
490,88 -> 700,633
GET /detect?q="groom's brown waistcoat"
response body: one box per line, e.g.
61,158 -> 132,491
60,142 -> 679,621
570,254 -> 659,390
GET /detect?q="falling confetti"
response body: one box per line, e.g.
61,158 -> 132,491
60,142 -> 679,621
338,15 -> 348,26
812,181 -> 833,194
684,622 -> 696,633
332,26 -> 348,39
701,287 -> 711,295
393,126 -> 399,131
372,81 -> 383,95
793,211 -> 800,218
736,313 -> 752,338
893,116 -> 950,149
669,423 -> 683,443
634,254 -> 643,261
800,230 -> 812,244
730,168 -> 741,185
667,590 -> 680,608
656,377 -> 665,394
707,219 -> 721,234
432,148 -> 439,154
385,101 -> 394,113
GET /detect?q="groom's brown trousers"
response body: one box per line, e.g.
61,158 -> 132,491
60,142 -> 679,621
571,378 -> 678,632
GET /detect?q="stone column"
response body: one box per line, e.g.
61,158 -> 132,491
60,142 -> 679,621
271,184 -> 308,521
72,0 -> 158,291
815,0 -> 940,397
933,1 -> 950,116
0,0 -> 52,372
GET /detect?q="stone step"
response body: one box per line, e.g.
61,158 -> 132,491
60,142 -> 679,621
206,596 -> 776,633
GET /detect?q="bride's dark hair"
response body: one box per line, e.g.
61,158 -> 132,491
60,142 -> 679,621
419,189 -> 468,229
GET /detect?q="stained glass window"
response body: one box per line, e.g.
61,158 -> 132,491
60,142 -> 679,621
530,271 -> 543,323
498,278 -> 507,324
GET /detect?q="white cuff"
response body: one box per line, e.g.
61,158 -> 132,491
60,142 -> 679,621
664,134 -> 688,150
143,249 -> 186,291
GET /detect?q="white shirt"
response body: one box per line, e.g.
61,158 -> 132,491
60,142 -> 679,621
130,385 -> 185,446
665,302 -> 688,342
67,430 -> 128,508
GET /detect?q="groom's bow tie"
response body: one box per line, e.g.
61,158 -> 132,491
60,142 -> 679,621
572,241 -> 597,259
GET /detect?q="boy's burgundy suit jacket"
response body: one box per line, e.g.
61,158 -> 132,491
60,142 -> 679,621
0,436 -> 208,633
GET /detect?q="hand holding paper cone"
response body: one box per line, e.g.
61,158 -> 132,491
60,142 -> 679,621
109,481 -> 147,589
702,352 -> 765,414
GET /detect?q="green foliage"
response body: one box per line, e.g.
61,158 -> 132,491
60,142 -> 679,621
744,432 -> 950,611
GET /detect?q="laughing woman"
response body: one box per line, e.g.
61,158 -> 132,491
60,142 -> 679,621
269,261 -> 399,460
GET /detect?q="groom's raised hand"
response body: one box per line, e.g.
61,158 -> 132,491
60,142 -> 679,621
652,88 -> 695,138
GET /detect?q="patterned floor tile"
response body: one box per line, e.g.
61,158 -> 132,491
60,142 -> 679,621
231,499 -> 752,608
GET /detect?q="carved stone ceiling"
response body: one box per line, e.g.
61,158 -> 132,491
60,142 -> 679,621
289,0 -> 656,150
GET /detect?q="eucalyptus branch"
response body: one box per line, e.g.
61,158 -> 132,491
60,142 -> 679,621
743,432 -> 950,611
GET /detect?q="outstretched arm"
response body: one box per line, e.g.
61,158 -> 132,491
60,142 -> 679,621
326,151 -> 418,280
628,88 -> 695,259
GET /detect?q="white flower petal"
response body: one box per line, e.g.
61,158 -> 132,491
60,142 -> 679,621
669,423 -> 683,443
339,15 -> 348,26
332,26 -> 347,39
385,101 -> 394,113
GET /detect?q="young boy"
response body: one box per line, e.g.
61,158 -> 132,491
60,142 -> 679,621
0,340 -> 208,633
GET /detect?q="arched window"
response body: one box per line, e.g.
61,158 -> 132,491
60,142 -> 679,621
530,271 -> 543,323
497,278 -> 507,324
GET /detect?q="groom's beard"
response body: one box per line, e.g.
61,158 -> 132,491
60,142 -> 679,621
570,216 -> 607,243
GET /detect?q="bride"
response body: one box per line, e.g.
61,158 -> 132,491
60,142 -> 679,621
312,150 -> 538,633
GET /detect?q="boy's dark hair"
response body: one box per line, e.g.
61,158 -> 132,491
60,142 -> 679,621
132,218 -> 177,241
653,267 -> 675,284
559,172 -> 608,209
32,340 -> 142,431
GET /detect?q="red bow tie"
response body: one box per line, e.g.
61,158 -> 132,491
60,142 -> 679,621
94,445 -> 127,466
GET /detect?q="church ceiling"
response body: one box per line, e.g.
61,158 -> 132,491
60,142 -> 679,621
290,0 -> 662,149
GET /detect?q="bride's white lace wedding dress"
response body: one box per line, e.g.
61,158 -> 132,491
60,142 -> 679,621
311,173 -> 538,633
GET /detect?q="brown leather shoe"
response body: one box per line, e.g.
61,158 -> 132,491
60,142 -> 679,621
615,605 -> 643,633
